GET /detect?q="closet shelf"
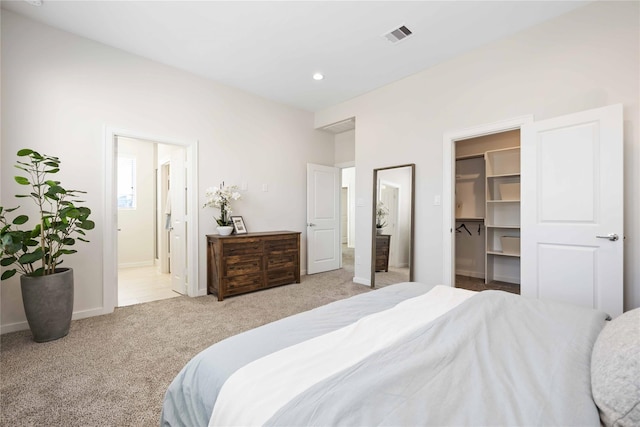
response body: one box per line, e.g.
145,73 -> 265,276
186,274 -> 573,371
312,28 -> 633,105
487,173 -> 520,179
486,200 -> 520,203
487,250 -> 521,258
486,224 -> 520,229
456,217 -> 484,221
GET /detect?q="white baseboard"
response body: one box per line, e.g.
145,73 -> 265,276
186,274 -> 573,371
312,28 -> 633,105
1,306 -> 109,335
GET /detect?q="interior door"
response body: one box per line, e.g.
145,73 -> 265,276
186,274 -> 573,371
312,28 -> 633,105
307,163 -> 340,274
169,148 -> 187,294
521,104 -> 623,317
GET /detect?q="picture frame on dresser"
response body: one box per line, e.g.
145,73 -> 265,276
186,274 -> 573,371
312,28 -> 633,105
231,216 -> 247,234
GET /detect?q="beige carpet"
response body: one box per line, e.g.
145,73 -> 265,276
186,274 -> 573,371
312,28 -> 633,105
0,268 -> 369,427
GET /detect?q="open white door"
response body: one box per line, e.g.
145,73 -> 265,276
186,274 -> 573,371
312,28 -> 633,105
307,163 -> 340,274
521,104 -> 623,317
169,148 -> 187,294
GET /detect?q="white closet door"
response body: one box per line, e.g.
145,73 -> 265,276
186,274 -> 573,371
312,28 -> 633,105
521,104 -> 623,317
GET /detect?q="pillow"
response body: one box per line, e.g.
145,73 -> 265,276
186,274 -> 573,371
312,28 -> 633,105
591,308 -> 640,427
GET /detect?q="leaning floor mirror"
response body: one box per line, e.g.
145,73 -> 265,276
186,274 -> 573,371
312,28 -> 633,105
371,164 -> 415,288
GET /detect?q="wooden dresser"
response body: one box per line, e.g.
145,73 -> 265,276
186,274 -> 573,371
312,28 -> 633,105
375,234 -> 391,272
207,231 -> 301,301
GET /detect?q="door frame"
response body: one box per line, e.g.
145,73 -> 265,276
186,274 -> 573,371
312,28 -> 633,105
442,115 -> 533,287
103,126 -> 199,313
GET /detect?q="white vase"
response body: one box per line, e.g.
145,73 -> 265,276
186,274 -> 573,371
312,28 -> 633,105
216,226 -> 234,236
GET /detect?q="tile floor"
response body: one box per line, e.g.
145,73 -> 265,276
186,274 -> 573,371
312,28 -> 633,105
118,265 -> 180,307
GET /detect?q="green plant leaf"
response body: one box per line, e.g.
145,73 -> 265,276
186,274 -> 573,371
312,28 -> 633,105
1,256 -> 16,266
56,249 -> 77,255
1,270 -> 17,280
31,267 -> 45,276
79,220 -> 95,230
44,161 -> 59,167
77,237 -> 90,242
14,176 -> 30,185
5,207 -> 20,213
17,149 -> 34,156
12,215 -> 28,225
65,208 -> 81,219
45,168 -> 60,174
18,249 -> 43,265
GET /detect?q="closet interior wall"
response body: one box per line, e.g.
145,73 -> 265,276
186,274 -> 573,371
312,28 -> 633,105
455,130 -> 521,284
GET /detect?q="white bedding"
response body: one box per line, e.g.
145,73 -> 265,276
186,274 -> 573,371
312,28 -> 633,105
209,285 -> 475,426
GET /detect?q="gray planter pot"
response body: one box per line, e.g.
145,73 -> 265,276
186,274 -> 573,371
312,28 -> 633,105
20,268 -> 74,343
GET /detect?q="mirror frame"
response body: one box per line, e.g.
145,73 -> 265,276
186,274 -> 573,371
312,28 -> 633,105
371,163 -> 415,288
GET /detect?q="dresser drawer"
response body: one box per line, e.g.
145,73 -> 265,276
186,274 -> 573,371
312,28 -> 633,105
223,239 -> 263,257
223,274 -> 264,295
265,237 -> 298,253
223,255 -> 262,277
266,268 -> 298,287
266,252 -> 297,270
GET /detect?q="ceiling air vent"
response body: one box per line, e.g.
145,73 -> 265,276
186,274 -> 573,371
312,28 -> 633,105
383,25 -> 413,44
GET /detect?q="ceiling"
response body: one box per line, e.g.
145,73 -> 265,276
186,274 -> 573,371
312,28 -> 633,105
2,1 -> 591,112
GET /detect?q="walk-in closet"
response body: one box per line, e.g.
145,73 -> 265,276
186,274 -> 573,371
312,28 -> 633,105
455,130 -> 520,294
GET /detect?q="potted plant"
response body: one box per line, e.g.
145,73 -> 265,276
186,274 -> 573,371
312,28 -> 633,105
0,149 -> 94,342
376,201 -> 389,235
203,182 -> 241,236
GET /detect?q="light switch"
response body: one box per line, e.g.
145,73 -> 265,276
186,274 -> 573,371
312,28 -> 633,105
434,195 -> 441,206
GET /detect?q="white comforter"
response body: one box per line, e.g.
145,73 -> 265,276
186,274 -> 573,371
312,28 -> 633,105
209,285 -> 475,426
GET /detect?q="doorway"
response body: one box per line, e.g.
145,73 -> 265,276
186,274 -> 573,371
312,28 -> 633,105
442,116 -> 532,290
104,127 -> 199,313
116,137 -> 184,306
453,131 -> 521,294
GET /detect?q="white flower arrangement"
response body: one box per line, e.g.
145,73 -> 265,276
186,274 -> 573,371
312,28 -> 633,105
203,182 -> 241,226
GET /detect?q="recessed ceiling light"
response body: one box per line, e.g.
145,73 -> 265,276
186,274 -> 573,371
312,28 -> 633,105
313,73 -> 324,81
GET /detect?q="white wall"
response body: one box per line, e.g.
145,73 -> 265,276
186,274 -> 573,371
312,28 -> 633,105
1,11 -> 334,332
117,137 -> 156,268
334,129 -> 355,165
341,167 -> 356,248
315,1 -> 640,310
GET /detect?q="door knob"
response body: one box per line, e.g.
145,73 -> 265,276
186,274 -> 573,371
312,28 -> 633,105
596,233 -> 619,241
307,223 -> 316,227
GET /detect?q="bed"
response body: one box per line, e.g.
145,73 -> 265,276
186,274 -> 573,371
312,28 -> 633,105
161,282 -> 640,427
